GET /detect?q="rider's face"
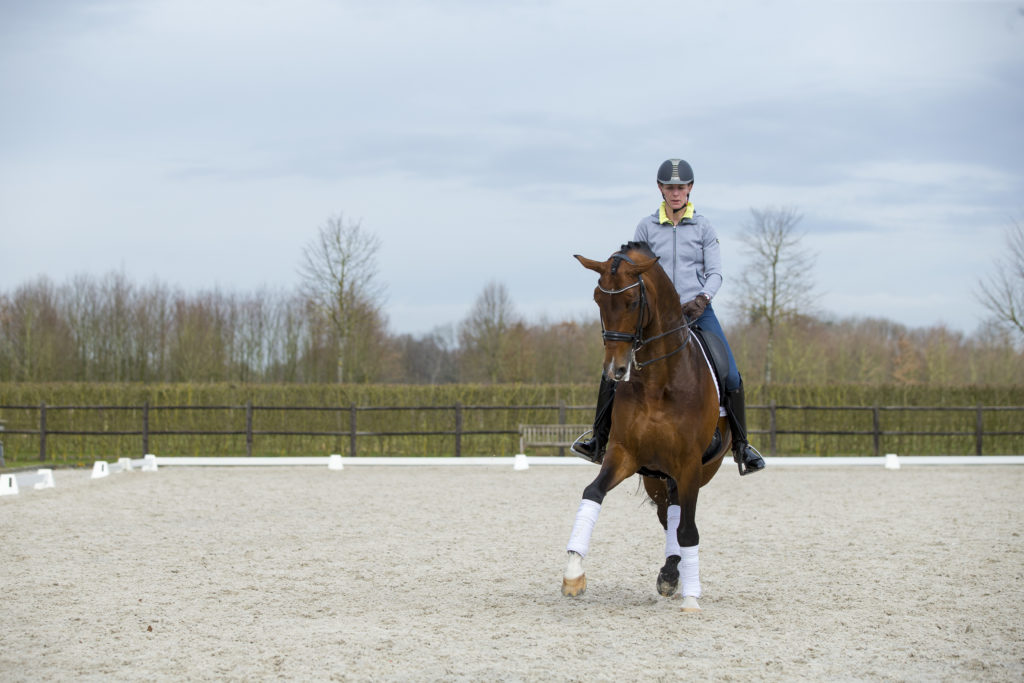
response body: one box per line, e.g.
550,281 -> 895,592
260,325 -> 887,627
659,182 -> 692,210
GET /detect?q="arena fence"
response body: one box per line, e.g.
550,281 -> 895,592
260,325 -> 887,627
1,402 -> 1023,465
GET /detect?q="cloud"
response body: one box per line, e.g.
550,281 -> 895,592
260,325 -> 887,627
1,1 -> 1022,338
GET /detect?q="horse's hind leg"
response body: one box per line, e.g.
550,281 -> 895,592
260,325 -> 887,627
675,480 -> 702,612
656,479 -> 682,597
561,460 -> 634,597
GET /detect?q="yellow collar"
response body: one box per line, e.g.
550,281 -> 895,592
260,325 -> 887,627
659,201 -> 694,224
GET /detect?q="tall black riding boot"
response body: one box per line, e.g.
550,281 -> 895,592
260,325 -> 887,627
725,384 -> 766,476
571,375 -> 616,464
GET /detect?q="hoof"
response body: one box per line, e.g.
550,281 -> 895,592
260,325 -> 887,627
561,574 -> 586,597
656,574 -> 679,597
657,556 -> 680,597
680,595 -> 701,613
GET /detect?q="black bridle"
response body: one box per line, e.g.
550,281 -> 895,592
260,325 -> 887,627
598,274 -> 694,371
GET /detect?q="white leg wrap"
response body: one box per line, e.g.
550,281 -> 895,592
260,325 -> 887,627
566,499 -> 601,557
664,505 -> 681,558
680,545 -> 701,598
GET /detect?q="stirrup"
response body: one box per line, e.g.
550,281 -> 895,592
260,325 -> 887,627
570,430 -> 602,464
733,444 -> 765,476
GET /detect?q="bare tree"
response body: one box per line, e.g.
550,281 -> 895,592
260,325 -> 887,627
298,214 -> 387,382
458,281 -> 523,383
737,206 -> 818,385
976,217 -> 1024,341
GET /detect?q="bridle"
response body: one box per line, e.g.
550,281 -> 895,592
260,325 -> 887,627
598,274 -> 694,371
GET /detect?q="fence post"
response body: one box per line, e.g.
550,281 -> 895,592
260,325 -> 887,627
246,401 -> 253,457
142,401 -> 150,457
872,405 -> 881,458
39,401 -> 47,462
349,404 -> 357,457
558,400 -> 566,457
455,402 -> 463,458
976,403 -> 983,456
769,400 -> 777,457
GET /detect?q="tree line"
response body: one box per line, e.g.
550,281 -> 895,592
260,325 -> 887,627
2,268 -> 1022,386
0,269 -> 604,384
2,211 -> 1022,387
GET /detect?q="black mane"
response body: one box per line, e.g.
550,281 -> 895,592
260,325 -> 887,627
617,241 -> 655,259
610,241 -> 657,274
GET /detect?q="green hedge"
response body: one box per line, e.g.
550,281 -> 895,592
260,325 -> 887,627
1,383 -> 1022,466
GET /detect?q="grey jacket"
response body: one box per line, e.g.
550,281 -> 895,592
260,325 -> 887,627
633,204 -> 724,303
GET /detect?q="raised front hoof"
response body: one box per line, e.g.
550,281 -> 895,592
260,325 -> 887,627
680,595 -> 701,613
561,574 -> 587,597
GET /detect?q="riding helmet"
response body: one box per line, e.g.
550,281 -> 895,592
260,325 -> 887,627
657,158 -> 694,185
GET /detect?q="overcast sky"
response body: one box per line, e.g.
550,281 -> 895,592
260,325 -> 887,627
2,1 -> 1022,337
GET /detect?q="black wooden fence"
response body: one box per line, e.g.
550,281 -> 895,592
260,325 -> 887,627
1,402 -> 1023,463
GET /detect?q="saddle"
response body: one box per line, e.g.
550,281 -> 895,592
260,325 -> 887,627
690,325 -> 730,403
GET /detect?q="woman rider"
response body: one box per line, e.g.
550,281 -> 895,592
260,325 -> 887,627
572,158 -> 766,476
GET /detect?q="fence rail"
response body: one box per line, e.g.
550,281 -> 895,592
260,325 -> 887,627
1,402 -> 1023,463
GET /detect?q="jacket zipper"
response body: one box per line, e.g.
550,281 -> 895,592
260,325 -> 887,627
672,224 -> 677,286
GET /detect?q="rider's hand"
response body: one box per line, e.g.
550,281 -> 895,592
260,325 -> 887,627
682,294 -> 709,320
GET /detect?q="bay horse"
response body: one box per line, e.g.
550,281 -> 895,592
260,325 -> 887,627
562,242 -> 730,612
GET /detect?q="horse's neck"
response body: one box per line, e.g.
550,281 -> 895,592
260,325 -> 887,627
641,304 -> 702,386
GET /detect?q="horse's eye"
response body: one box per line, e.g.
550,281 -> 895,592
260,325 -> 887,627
627,299 -> 640,311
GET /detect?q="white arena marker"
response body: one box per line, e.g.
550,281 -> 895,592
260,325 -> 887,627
328,454 -> 344,470
117,457 -> 133,472
885,453 -> 901,470
142,454 -> 158,472
1,473 -> 18,496
91,461 -> 110,479
513,454 -> 529,471
34,469 -> 55,490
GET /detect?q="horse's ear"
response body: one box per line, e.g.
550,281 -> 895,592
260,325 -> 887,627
574,254 -> 606,274
630,254 -> 660,275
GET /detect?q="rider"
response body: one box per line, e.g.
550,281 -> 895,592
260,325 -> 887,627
572,158 -> 766,476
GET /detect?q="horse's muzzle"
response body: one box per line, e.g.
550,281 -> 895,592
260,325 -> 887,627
606,357 -> 632,383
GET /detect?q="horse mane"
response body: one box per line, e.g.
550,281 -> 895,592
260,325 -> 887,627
610,241 -> 657,275
617,241 -> 656,260
615,241 -> 681,320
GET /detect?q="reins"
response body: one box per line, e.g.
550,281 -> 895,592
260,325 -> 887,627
598,275 -> 694,372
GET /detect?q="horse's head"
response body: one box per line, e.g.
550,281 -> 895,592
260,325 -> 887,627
575,242 -> 662,382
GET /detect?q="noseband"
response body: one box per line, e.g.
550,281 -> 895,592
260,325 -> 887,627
598,274 -> 693,371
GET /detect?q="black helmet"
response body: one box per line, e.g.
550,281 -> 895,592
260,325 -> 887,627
657,158 -> 694,185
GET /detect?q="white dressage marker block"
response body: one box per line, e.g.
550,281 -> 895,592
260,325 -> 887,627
328,454 -> 344,470
116,457 -> 133,472
1,473 -> 18,496
142,454 -> 158,472
513,454 -> 529,471
91,461 -> 110,479
33,469 -> 55,490
885,453 -> 901,470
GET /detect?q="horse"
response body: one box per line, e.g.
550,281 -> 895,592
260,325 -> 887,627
562,241 -> 731,612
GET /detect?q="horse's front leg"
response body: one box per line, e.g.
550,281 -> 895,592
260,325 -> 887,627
561,458 -> 634,597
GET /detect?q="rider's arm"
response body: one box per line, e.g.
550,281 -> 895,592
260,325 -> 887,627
700,220 -> 724,300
